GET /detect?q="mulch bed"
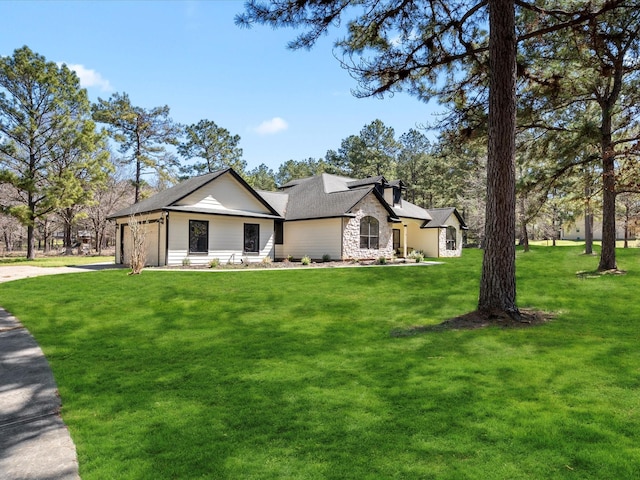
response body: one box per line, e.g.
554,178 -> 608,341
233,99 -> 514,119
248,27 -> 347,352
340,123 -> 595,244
160,258 -> 426,270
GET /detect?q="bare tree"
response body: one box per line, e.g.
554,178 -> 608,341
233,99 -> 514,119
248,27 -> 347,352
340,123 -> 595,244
86,175 -> 134,254
128,214 -> 147,275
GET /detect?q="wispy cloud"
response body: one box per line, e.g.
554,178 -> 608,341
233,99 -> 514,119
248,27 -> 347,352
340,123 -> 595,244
254,117 -> 289,135
59,63 -> 113,92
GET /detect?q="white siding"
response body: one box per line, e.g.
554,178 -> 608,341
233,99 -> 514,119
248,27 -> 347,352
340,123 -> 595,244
167,211 -> 274,266
562,216 -> 627,241
177,174 -> 271,214
278,218 -> 342,261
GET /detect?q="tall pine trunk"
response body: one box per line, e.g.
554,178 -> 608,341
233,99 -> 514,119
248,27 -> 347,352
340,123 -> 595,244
519,195 -> 530,252
585,184 -> 593,254
478,0 -> 518,315
598,111 -> 617,271
623,203 -> 629,248
27,194 -> 36,260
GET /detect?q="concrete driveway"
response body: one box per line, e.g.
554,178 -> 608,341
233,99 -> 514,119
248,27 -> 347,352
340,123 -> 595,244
0,263 -> 120,283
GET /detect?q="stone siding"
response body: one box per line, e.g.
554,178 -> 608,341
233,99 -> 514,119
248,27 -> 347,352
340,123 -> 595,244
342,194 -> 394,259
438,227 -> 463,258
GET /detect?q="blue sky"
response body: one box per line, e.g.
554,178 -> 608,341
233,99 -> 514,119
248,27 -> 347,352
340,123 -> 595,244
2,1 -> 442,171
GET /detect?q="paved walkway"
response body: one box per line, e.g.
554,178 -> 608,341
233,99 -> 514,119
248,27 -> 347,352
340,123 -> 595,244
0,263 -> 119,479
0,309 -> 80,479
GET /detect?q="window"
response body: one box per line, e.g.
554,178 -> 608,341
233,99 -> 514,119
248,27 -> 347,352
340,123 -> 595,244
244,223 -> 260,253
393,187 -> 402,206
446,226 -> 457,250
189,220 -> 208,253
274,221 -> 284,245
360,216 -> 379,249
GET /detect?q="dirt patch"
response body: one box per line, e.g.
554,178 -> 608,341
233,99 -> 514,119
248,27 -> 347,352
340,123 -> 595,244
390,309 -> 556,336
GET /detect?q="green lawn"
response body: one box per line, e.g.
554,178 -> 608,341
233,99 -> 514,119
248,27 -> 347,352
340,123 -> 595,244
0,247 -> 639,479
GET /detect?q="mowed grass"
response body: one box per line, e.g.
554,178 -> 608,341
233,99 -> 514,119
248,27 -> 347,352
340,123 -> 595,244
0,247 -> 639,479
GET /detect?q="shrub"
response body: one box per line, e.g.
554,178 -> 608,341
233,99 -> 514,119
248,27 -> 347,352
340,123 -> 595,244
408,250 -> 424,263
322,253 -> 331,262
182,257 -> 191,267
377,256 -> 387,265
261,256 -> 272,266
208,258 -> 220,268
301,255 -> 311,265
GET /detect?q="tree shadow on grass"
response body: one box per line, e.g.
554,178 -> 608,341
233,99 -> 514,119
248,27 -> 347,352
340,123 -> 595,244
390,309 -> 556,336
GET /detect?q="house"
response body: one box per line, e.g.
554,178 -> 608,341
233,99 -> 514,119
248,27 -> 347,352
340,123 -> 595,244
109,168 -> 281,266
108,168 -> 467,266
562,215 -> 632,241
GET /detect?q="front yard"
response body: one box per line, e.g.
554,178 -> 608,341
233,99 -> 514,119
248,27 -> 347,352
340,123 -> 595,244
0,246 -> 638,479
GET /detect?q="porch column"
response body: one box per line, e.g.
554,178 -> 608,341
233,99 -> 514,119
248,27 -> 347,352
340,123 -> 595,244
403,224 -> 408,258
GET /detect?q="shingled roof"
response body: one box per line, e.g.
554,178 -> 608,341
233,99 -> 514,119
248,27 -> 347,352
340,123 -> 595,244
263,173 -> 430,222
271,174 -> 394,221
108,168 -> 281,219
423,207 -> 468,229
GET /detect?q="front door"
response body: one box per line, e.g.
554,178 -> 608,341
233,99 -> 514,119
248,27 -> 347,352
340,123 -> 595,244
393,228 -> 400,252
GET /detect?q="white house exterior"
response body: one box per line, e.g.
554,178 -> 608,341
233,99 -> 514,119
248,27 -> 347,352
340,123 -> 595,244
562,215 -> 629,241
109,168 -> 468,266
110,169 -> 281,266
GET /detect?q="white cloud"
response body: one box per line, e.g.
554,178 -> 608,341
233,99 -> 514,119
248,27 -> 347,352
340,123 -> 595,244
254,117 -> 289,135
59,63 -> 113,92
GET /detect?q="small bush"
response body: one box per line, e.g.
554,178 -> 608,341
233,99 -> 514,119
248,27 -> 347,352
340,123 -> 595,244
322,253 -> 331,262
242,256 -> 250,266
261,256 -> 272,266
301,255 -> 311,265
182,257 -> 191,267
408,250 -> 424,263
377,256 -> 387,265
208,258 -> 220,268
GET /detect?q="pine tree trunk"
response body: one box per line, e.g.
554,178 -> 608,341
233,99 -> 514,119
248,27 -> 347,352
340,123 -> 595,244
585,212 -> 593,254
598,116 -> 617,270
27,196 -> 36,260
623,203 -> 629,248
42,220 -> 51,255
478,0 -> 518,316
65,221 -> 73,255
27,224 -> 36,260
585,185 -> 593,254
